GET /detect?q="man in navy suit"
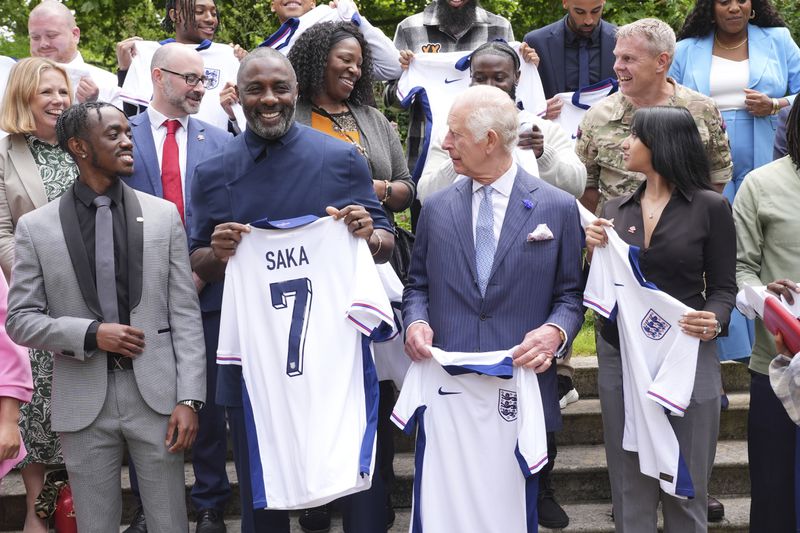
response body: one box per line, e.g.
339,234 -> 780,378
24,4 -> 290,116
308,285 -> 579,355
122,42 -> 232,533
403,84 -> 585,529
524,0 -> 616,119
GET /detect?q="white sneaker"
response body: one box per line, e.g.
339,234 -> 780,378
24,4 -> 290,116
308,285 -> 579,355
559,388 -> 579,409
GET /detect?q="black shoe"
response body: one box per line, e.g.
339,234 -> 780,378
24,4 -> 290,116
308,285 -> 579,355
708,495 -> 725,522
538,488 -> 569,529
196,509 -> 226,533
299,505 -> 331,533
123,506 -> 147,533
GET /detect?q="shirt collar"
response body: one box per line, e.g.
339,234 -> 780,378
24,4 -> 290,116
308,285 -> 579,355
471,161 -> 517,198
243,121 -> 301,160
147,106 -> 189,131
74,178 -> 124,208
64,51 -> 85,68
159,37 -> 213,51
563,16 -> 601,46
620,180 -> 695,208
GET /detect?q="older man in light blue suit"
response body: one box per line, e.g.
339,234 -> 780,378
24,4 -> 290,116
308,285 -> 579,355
403,85 -> 585,528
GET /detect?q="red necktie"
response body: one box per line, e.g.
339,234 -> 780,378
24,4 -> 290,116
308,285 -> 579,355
161,119 -> 184,224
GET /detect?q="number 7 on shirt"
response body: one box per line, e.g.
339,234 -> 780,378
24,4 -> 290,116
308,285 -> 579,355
270,278 -> 313,377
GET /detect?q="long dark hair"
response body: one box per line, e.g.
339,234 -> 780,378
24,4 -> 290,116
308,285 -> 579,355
787,100 -> 800,169
287,21 -> 374,106
677,0 -> 785,39
631,106 -> 712,194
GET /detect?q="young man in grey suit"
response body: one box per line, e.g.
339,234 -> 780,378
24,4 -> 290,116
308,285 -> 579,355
403,84 -> 585,528
6,101 -> 206,533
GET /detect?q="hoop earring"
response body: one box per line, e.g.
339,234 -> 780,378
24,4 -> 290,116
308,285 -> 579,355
750,9 -> 756,19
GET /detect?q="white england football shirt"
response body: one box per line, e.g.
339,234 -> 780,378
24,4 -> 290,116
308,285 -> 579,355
553,78 -> 618,144
217,216 -> 395,509
371,263 -> 411,387
392,348 -> 548,533
396,44 -> 546,181
581,204 -> 698,498
259,0 -> 401,81
120,40 -> 244,130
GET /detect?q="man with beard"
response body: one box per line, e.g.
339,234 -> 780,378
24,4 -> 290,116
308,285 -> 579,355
524,0 -> 617,119
188,47 -> 395,533
121,43 -> 232,533
6,101 -> 206,533
389,0 -> 514,228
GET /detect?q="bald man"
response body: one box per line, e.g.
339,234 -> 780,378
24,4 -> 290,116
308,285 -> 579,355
121,43 -> 232,533
28,0 -> 120,106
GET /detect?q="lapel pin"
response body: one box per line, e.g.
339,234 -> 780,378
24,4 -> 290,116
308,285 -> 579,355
627,226 -> 636,234
197,134 -> 205,141
136,217 -> 144,223
522,199 -> 533,210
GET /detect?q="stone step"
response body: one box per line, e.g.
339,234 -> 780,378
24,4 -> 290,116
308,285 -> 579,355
5,497 -> 753,533
572,357 -> 751,399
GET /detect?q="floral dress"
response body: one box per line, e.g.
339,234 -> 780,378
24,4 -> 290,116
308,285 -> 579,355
16,135 -> 77,468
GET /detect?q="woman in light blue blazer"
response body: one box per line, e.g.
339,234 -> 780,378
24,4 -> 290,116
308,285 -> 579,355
671,0 -> 800,364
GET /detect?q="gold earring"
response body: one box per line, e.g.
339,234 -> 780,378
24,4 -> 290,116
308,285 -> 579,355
750,9 -> 756,19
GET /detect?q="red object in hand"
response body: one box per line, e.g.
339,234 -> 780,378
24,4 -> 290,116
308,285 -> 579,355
54,483 -> 78,533
762,295 -> 800,355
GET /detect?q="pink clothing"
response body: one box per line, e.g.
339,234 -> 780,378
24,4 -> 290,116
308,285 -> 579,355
0,275 -> 31,403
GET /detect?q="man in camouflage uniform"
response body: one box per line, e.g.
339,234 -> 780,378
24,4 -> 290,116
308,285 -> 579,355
576,18 -> 732,214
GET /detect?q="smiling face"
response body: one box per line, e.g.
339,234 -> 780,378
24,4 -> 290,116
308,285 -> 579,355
321,37 -> 362,105
78,107 -> 135,179
470,52 -> 519,100
28,10 -> 80,64
713,0 -> 752,38
155,50 -> 206,116
30,68 -> 71,142
613,35 -> 668,101
173,0 -> 219,44
239,56 -> 298,140
271,0 -> 316,23
563,0 -> 605,38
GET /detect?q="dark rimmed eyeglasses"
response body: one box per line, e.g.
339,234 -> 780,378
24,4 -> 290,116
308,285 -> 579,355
159,67 -> 210,89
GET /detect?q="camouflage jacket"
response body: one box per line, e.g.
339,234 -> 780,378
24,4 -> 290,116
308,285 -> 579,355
575,78 -> 732,207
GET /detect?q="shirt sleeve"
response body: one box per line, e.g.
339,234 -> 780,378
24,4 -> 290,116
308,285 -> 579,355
348,239 -> 396,340
582,234 -> 618,320
575,112 -> 600,191
391,359 -> 426,435
216,257 -> 242,366
733,172 -> 765,289
647,332 -> 700,417
515,367 -> 549,476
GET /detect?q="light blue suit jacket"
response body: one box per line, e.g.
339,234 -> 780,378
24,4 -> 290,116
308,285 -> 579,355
123,111 -> 231,312
670,24 -> 800,171
402,167 -> 585,431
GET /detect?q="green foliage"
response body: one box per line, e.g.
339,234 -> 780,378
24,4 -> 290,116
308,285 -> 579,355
3,1 -> 800,69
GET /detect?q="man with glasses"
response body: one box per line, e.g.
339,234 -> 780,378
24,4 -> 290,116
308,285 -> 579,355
121,43 -> 232,533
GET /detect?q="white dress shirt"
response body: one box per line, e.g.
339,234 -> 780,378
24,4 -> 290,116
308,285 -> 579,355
147,106 -> 189,198
470,162 -> 517,243
63,52 -> 121,107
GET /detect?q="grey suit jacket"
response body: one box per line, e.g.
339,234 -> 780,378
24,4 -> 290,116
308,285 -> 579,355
0,134 -> 50,279
6,182 -> 206,432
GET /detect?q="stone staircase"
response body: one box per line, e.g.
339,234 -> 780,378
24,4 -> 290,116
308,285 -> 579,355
0,357 -> 752,532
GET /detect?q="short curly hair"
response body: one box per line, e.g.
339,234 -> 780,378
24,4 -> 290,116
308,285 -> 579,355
287,21 -> 374,106
677,0 -> 785,40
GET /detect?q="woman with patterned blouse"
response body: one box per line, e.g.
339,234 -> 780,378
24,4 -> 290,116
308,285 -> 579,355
0,57 -> 76,533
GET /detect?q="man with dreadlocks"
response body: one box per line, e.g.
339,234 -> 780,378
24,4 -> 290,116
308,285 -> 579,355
116,0 -> 245,131
5,102 -> 206,533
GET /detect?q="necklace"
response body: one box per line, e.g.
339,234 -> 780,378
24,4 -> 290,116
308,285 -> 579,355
714,32 -> 748,50
643,196 -> 670,219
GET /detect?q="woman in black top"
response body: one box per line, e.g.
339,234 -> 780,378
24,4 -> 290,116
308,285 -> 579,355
585,106 -> 736,532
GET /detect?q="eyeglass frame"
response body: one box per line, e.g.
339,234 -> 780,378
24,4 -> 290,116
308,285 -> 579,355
158,67 -> 211,89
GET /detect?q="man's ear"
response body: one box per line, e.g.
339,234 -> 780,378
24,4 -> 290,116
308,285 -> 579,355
67,137 -> 88,161
656,52 -> 670,74
485,128 -> 500,154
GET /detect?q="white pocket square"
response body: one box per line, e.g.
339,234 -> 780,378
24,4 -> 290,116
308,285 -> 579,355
527,223 -> 554,242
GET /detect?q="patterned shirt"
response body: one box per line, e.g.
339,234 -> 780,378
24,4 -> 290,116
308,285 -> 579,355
391,2 -> 514,173
770,354 -> 800,425
25,135 -> 78,201
575,78 -> 732,209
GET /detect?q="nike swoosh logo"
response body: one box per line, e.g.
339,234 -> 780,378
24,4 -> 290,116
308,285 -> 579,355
438,387 -> 462,395
614,283 -> 625,287
571,134 -> 578,140
444,78 -> 463,84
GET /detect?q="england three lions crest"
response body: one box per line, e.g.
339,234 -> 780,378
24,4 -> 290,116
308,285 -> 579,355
204,68 -> 220,90
498,389 -> 518,422
641,308 -> 671,340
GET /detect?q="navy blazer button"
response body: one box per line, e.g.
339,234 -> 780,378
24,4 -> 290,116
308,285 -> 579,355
480,314 -> 487,321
